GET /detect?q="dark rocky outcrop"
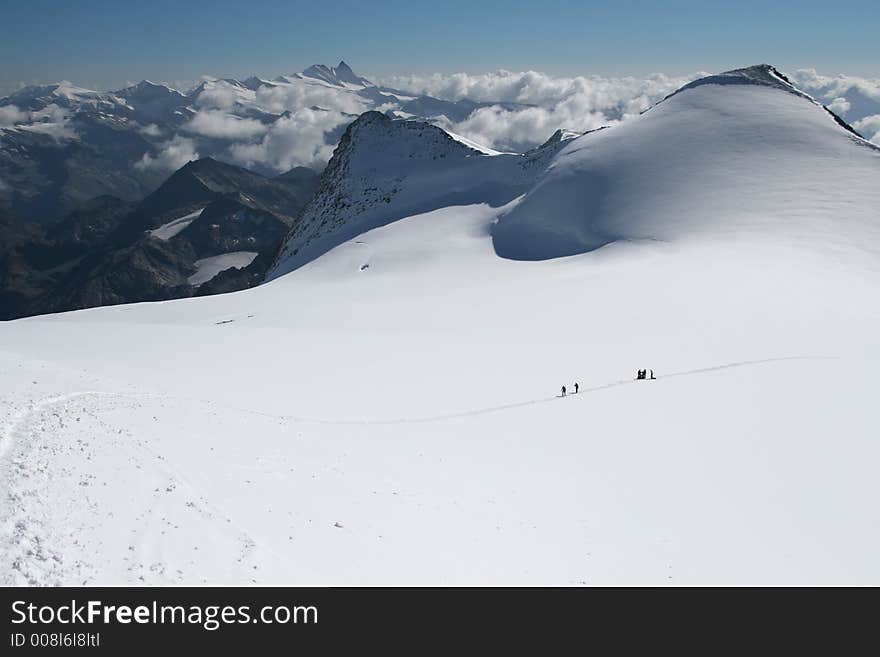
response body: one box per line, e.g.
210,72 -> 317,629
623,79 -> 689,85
1,158 -> 319,319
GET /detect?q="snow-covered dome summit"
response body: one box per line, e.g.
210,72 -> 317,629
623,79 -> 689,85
268,64 -> 880,278
664,64 -> 802,98
492,64 -> 880,260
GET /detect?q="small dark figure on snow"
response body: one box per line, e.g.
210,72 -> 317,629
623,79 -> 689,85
574,382 -> 579,394
636,369 -> 645,380
561,385 -> 567,397
650,369 -> 656,380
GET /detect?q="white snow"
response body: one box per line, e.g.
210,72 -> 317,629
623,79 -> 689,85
444,129 -> 509,155
187,251 -> 258,286
2,68 -> 879,585
148,208 -> 205,240
493,81 -> 880,260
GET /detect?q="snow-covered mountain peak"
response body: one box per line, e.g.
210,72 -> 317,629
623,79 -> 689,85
267,112 -> 579,279
117,79 -> 185,100
301,61 -> 373,87
129,80 -> 170,91
269,63 -> 880,279
493,65 -> 880,260
3,82 -> 108,111
673,64 -> 797,95
657,64 -> 870,141
342,111 -> 487,163
5,63 -> 880,587
112,80 -> 189,122
242,76 -> 275,91
334,60 -> 370,86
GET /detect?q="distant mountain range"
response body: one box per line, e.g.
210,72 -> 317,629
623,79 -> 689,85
270,65 -> 879,279
0,158 -> 317,319
0,61 -> 532,225
0,61 -> 549,319
1,62 -> 877,320
2,66 -> 879,586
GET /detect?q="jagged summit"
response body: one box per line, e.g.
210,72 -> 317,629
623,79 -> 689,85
301,61 -> 373,87
333,61 -> 369,86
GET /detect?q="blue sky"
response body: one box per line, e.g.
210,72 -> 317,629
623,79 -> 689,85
1,0 -> 877,92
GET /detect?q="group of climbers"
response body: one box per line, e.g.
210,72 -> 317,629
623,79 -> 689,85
561,369 -> 656,397
560,382 -> 579,397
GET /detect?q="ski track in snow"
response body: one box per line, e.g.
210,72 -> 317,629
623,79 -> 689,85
0,354 -> 834,584
214,355 -> 836,425
0,356 -> 833,443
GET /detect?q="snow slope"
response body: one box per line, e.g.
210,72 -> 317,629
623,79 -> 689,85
2,66 -> 879,585
268,112 -> 573,277
493,65 -> 880,260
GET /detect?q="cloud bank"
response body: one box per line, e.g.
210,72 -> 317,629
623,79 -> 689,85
791,69 -> 880,104
160,70 -> 703,170
135,135 -> 199,173
853,115 -> 880,143
179,77 -> 365,171
229,107 -> 349,172
5,66 -> 876,181
184,110 -> 268,140
0,105 -> 30,126
378,69 -> 700,152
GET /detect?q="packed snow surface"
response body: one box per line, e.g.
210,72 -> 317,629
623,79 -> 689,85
187,252 -> 259,286
1,67 -> 879,585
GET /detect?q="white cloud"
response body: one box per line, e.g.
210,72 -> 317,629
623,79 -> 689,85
193,80 -> 244,110
790,69 -> 880,128
135,135 -> 199,172
826,97 -> 851,115
189,78 -> 369,172
228,107 -> 348,172
139,123 -> 163,137
0,104 -> 30,126
254,81 -> 366,115
183,110 -> 268,140
434,105 -> 609,153
376,69 -> 699,151
791,69 -> 880,102
853,114 -> 880,144
379,69 -> 696,107
15,103 -> 77,140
